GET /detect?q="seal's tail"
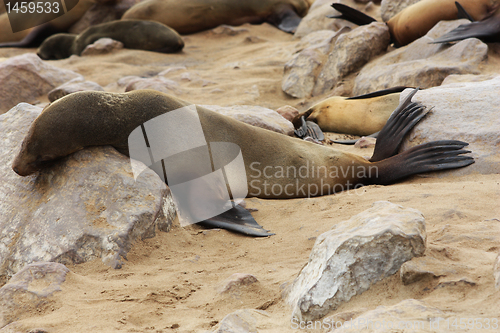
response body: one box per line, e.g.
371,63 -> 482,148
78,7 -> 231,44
368,88 -> 474,184
328,3 -> 377,26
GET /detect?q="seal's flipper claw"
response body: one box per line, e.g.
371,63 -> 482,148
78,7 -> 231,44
198,205 -> 274,237
330,3 -> 377,26
455,1 -> 475,21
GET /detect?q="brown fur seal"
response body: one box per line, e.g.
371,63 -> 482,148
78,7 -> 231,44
0,0 -> 95,47
12,89 -> 473,200
122,0 -> 311,34
331,0 -> 500,46
36,19 -> 184,60
292,88 -> 404,136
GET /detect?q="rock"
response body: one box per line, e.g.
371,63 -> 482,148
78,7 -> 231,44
441,73 -> 499,86
200,105 -> 294,136
325,299 -> 446,332
313,22 -> 390,96
380,0 -> 421,22
354,136 -> 376,148
0,54 -> 82,113
294,0 -> 361,38
81,38 -> 124,56
286,201 -> 426,321
217,273 -> 258,294
0,262 -> 69,328
353,20 -> 488,95
282,29 -> 348,98
294,30 -> 342,53
400,257 -> 457,285
275,105 -> 299,122
47,78 -> 104,102
0,104 -> 176,283
210,25 -> 250,36
124,76 -> 183,95
212,309 -> 269,333
399,77 -> 500,176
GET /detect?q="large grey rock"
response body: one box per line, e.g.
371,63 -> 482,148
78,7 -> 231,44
0,262 -> 68,328
313,22 -> 390,96
0,104 -> 176,283
287,201 -> 426,321
353,20 -> 488,95
200,105 -> 294,136
325,299 -> 446,332
48,77 -> 104,102
399,77 -> 500,175
0,54 -> 82,113
282,29 -> 346,98
380,0 -> 421,22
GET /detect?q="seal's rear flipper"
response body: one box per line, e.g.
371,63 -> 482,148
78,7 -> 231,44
198,205 -> 274,237
369,88 -> 429,162
0,24 -> 59,48
431,16 -> 500,43
294,116 -> 325,141
456,1 -> 475,21
372,140 -> 474,185
347,86 -> 411,100
328,3 -> 377,26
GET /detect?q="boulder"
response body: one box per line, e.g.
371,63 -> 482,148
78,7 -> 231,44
48,78 -> 104,102
353,20 -> 488,95
0,54 -> 82,113
81,38 -> 124,56
287,201 -> 426,321
399,77 -> 500,175
380,0 -> 421,22
0,104 -> 176,283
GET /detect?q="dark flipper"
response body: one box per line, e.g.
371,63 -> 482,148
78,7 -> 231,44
332,131 -> 378,145
369,88 -> 429,162
294,116 -> 325,141
456,1 -> 475,21
347,86 -> 411,100
197,205 -> 274,237
432,14 -> 500,43
372,140 -> 474,185
328,3 -> 377,26
268,5 -> 303,34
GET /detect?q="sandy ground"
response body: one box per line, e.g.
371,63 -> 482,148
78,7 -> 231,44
1,20 -> 500,333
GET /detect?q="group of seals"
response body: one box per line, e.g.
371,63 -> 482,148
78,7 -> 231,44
331,0 -> 500,46
122,0 -> 311,34
37,20 -> 184,60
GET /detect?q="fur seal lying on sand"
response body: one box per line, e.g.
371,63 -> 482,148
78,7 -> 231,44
36,20 -> 184,60
122,0 -> 311,34
12,89 -> 474,234
292,87 -> 406,137
0,0 -> 95,47
331,0 -> 500,46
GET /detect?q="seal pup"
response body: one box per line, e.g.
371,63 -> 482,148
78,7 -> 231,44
291,87 -> 407,137
122,0 -> 311,34
0,0 -> 95,47
37,20 -> 184,60
330,0 -> 500,46
12,90 -> 474,233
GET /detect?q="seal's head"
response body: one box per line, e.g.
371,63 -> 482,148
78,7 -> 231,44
37,33 -> 77,60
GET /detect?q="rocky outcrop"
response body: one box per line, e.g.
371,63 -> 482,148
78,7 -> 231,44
0,104 -> 176,283
48,77 -> 104,102
353,20 -> 488,95
287,201 -> 426,321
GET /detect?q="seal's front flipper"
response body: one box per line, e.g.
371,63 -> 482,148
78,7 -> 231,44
431,16 -> 499,43
198,205 -> 274,237
328,3 -> 377,26
369,88 -> 429,162
373,140 -> 474,185
269,5 -> 303,33
456,1 -> 475,21
294,116 -> 325,142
